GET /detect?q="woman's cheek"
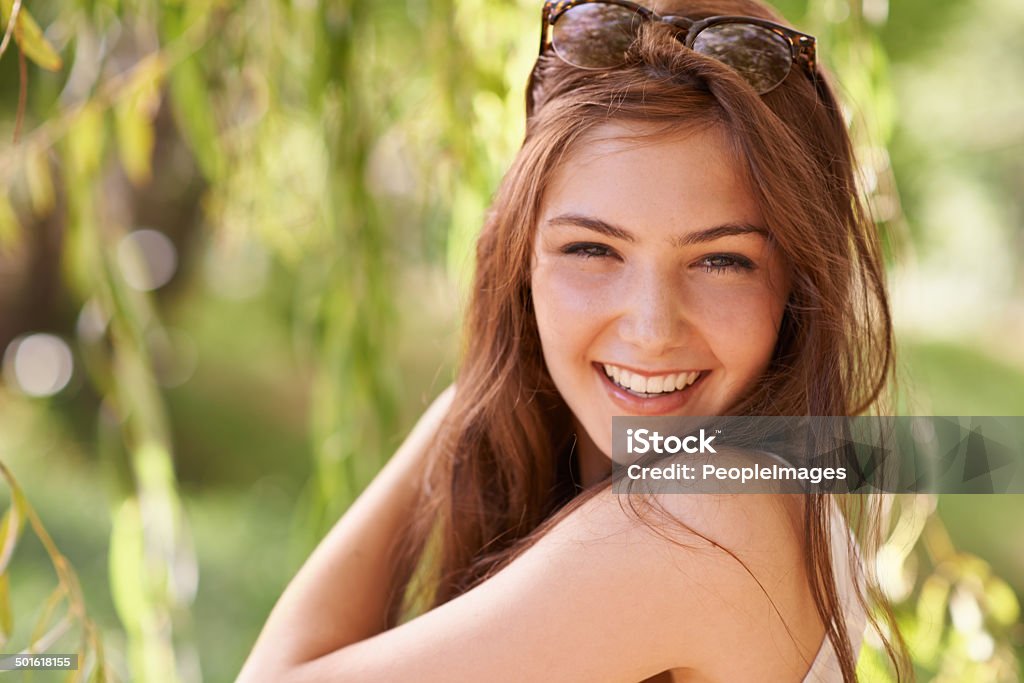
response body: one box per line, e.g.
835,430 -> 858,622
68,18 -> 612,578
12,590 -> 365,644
534,263 -> 620,328
690,281 -> 784,369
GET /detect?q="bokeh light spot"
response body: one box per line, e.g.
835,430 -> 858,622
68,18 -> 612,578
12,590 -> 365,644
117,229 -> 178,291
2,333 -> 75,397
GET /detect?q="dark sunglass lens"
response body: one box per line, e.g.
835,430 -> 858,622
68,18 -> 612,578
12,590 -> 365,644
552,4 -> 640,69
692,23 -> 792,93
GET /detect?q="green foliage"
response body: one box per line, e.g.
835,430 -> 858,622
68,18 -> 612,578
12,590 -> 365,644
856,496 -> 1022,682
0,461 -> 111,681
0,0 -> 63,71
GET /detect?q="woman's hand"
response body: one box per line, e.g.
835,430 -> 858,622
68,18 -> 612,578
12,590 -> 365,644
236,385 -> 455,681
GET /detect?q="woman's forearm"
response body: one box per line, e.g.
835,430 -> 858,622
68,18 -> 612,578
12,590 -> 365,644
237,387 -> 453,680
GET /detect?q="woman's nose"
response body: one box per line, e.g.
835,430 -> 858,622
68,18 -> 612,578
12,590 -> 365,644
616,273 -> 690,356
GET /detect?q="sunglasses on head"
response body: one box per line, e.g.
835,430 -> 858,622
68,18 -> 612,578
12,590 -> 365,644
534,0 -> 817,98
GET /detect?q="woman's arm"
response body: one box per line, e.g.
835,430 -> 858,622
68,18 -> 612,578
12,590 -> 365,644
239,448 -> 820,683
237,385 -> 455,680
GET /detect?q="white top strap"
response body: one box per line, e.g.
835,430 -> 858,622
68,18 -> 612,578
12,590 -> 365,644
802,499 -> 867,682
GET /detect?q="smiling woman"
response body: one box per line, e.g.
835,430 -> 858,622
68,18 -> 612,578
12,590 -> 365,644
532,124 -> 792,481
237,1 -> 906,682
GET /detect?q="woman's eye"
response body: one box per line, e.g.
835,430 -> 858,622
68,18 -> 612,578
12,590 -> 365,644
696,253 -> 755,273
562,242 -> 616,259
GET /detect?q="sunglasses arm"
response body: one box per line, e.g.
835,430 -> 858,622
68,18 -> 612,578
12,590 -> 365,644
797,36 -> 817,71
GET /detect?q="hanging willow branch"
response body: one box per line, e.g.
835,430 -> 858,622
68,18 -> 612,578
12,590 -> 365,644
0,460 -> 111,681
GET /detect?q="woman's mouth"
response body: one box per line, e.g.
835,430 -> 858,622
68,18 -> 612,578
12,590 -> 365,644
600,363 -> 701,397
594,362 -> 708,414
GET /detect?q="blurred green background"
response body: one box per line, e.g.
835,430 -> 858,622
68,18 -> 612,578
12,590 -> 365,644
0,0 -> 1022,681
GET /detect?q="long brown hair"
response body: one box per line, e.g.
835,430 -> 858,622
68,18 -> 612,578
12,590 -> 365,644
388,1 -> 908,680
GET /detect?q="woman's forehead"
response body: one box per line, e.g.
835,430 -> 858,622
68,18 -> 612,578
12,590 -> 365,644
557,121 -> 749,194
543,122 -> 764,240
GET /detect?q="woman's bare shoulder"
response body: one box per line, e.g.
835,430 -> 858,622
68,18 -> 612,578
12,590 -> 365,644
565,489 -> 824,679
281,485 -> 821,682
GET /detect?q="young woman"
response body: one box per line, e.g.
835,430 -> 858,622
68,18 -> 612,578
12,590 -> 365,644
238,1 -> 907,681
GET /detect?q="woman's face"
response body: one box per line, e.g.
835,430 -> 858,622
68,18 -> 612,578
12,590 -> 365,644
531,122 -> 791,457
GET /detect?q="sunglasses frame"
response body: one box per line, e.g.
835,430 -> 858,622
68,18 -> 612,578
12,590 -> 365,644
536,0 -> 817,92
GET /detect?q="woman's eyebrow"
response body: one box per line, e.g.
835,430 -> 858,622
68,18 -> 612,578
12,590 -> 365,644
546,213 -> 634,241
672,223 -> 769,247
545,213 -> 768,246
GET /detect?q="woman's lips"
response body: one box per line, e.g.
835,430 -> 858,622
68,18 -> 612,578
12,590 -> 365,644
594,362 -> 708,415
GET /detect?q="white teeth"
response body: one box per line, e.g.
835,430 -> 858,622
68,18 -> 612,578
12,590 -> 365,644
601,364 -> 703,395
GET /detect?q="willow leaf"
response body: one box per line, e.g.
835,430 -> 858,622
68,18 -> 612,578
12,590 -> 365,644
0,193 -> 20,250
0,574 -> 12,645
25,142 -> 55,217
108,499 -> 147,635
0,1 -> 63,71
114,57 -> 164,186
0,491 -> 28,574
168,56 -> 223,181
